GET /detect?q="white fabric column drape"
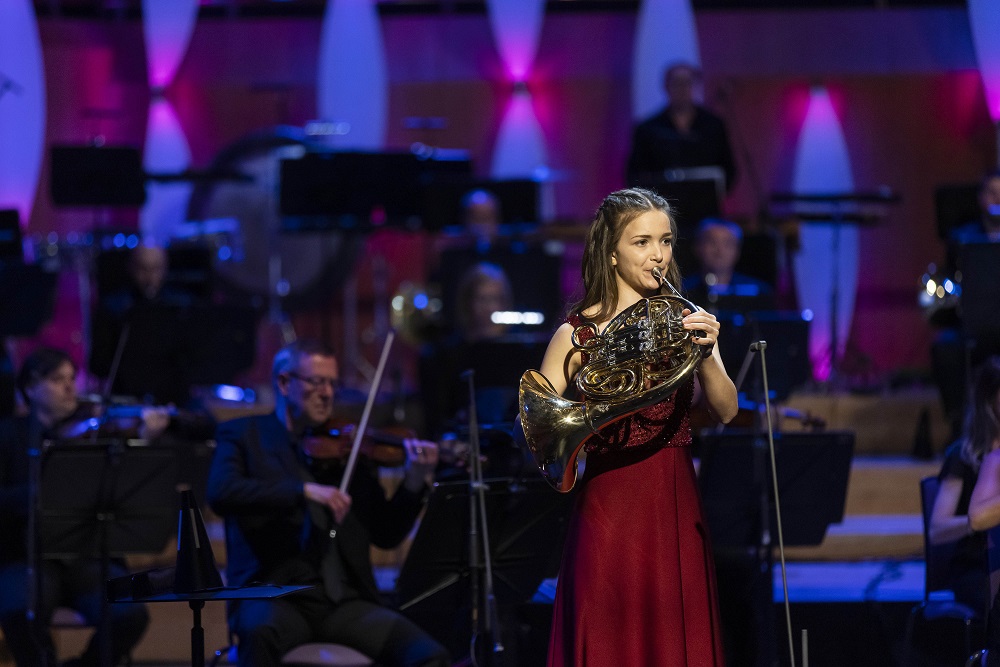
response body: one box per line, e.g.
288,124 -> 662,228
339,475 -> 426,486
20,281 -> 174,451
140,0 -> 199,244
0,0 -> 46,228
631,0 -> 699,122
791,86 -> 857,382
486,0 -> 548,183
968,0 -> 1000,163
317,0 -> 387,150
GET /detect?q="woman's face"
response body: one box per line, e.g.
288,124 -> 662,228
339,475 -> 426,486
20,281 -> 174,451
471,279 -> 509,333
611,209 -> 673,298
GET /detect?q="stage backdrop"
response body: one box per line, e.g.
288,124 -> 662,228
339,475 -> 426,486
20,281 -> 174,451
22,5 -> 997,385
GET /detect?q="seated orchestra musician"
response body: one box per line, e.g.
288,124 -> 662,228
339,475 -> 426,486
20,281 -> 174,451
0,347 -> 169,667
682,218 -> 782,666
929,356 -> 1000,619
89,244 -> 199,408
206,339 -> 451,667
418,262 -> 534,480
682,217 -> 775,314
420,262 -> 513,433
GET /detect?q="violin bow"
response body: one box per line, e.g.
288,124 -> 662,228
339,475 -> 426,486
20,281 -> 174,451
339,330 -> 396,493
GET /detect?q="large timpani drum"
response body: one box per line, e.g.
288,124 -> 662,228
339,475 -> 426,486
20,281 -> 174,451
186,126 -> 364,308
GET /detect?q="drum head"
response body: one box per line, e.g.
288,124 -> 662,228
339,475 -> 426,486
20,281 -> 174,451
187,126 -> 363,308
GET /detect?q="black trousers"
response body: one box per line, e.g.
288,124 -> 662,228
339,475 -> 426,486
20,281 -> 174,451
0,559 -> 149,667
230,586 -> 451,667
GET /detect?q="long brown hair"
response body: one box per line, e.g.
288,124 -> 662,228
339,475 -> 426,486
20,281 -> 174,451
568,187 -> 681,323
961,356 -> 1000,472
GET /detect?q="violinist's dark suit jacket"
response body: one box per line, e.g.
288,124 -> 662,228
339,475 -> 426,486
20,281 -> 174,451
207,413 -> 426,601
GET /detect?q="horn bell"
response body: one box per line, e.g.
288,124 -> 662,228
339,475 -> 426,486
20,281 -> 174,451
518,369 -> 596,492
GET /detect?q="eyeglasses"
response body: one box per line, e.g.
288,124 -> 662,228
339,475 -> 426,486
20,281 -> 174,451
288,373 -> 340,392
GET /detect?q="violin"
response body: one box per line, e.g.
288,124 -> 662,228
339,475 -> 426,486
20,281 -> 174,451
53,399 -> 175,441
301,419 -> 413,468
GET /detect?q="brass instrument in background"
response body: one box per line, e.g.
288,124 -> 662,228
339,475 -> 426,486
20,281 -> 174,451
918,263 -> 961,320
518,270 -> 705,492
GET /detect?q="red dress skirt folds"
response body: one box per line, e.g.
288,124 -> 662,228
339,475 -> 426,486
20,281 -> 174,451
547,315 -> 725,667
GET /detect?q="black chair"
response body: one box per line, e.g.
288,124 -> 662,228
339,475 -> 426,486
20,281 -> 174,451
906,475 -> 985,664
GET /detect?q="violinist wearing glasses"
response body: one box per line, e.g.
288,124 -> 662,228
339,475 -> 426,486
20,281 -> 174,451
207,339 -> 450,667
0,347 -> 167,667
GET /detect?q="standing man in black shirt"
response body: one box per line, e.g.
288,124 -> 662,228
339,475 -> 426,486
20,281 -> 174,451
626,62 -> 737,193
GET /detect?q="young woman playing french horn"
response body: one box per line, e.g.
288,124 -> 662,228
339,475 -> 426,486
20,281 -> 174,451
538,187 -> 737,666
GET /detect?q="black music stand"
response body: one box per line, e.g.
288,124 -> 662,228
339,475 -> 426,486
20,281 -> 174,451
108,584 -> 312,667
634,168 -> 724,276
50,146 -> 146,207
769,191 -> 896,383
696,429 -> 854,666
30,440 -> 178,667
36,441 -> 178,558
715,312 -> 812,403
421,178 -> 540,230
958,243 -> 1000,361
0,263 -> 58,337
279,151 -> 471,231
396,477 -> 574,662
697,430 -> 854,549
0,208 -> 23,261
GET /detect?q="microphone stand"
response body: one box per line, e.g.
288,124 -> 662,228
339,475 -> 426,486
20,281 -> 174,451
462,370 -> 503,667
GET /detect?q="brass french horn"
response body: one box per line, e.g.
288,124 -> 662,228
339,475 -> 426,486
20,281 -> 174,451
518,269 -> 706,492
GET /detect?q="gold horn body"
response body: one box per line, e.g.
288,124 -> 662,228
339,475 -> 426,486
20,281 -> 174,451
519,291 -> 704,492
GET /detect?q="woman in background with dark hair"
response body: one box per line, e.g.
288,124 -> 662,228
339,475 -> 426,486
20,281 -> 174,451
957,357 -> 1000,665
929,357 -> 1000,617
535,187 -> 737,666
454,262 -> 514,343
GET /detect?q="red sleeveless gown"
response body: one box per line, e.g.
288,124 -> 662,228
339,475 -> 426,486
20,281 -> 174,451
546,315 -> 725,667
